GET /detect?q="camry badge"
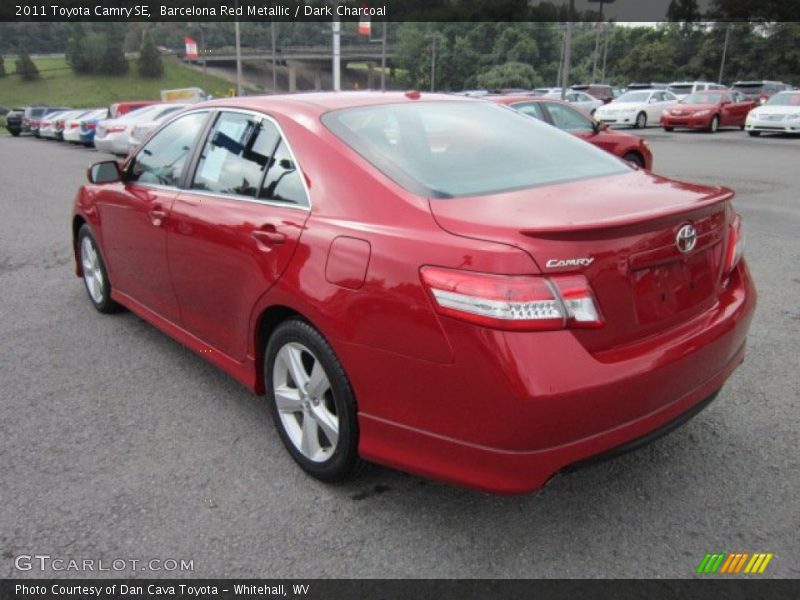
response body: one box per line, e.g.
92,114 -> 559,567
676,224 -> 697,253
545,257 -> 594,268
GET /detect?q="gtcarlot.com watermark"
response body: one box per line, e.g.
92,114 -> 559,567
14,554 -> 194,573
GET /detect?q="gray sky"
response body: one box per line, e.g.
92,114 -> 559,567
565,0 -> 713,21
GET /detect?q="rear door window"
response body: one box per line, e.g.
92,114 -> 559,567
544,103 -> 594,132
510,101 -> 546,122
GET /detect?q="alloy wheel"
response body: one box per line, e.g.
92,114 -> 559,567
81,236 -> 105,304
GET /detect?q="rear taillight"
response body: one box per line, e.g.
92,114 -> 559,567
69,122 -> 79,129
724,214 -> 744,275
420,267 -> 603,331
107,126 -> 126,133
87,123 -> 96,130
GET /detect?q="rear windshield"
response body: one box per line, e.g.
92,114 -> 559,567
682,91 -> 725,104
322,101 -> 629,198
765,92 -> 800,106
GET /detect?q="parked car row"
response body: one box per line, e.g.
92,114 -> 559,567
5,101 -> 196,156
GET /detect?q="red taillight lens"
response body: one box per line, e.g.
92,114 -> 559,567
420,267 -> 602,331
69,122 -> 79,129
724,214 -> 744,275
87,123 -> 96,130
107,126 -> 126,133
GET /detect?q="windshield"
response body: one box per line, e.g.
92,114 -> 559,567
614,91 -> 650,103
668,84 -> 693,94
682,92 -> 724,104
733,83 -> 764,92
765,92 -> 800,106
322,101 -> 629,198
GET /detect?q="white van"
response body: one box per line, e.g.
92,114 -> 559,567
667,81 -> 726,99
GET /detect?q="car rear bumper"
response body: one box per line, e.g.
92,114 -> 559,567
350,261 -> 756,494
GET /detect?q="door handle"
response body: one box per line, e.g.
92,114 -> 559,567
149,208 -> 168,227
252,229 -> 286,246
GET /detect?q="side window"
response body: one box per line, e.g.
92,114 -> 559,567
545,103 -> 594,132
512,102 -> 545,122
129,111 -> 208,186
259,139 -> 308,206
191,111 -> 280,198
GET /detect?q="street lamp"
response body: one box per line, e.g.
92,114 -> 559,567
425,32 -> 444,93
588,0 -> 615,83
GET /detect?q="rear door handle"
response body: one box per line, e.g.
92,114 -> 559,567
252,229 -> 286,246
149,208 -> 168,227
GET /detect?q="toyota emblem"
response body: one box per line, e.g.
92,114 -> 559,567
676,224 -> 697,253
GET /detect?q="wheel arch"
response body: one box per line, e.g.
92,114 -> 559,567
72,215 -> 87,276
253,304 -> 311,394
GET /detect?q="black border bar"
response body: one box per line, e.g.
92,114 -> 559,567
2,0 -> 798,23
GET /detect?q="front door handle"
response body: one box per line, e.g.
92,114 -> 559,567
149,208 -> 168,227
252,229 -> 286,246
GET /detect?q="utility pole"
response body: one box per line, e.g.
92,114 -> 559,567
271,21 -> 277,92
199,26 -> 207,93
556,26 -> 566,86
718,23 -> 731,84
332,10 -> 341,91
591,1 -> 604,82
601,24 -> 610,82
560,0 -> 574,100
426,32 -> 442,92
380,21 -> 387,91
234,2 -> 243,96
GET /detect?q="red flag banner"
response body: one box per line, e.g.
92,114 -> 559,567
358,16 -> 371,36
185,36 -> 198,60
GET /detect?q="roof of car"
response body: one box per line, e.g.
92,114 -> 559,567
197,91 -> 475,117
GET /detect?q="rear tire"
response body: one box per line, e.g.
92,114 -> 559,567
663,126 -> 674,132
748,131 -> 761,137
265,319 -> 365,483
635,112 -> 647,129
708,115 -> 719,133
10,130 -> 20,137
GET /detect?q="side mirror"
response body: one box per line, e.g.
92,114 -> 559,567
593,120 -> 608,134
87,160 -> 122,184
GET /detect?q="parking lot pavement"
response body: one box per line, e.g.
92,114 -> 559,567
1,133 -> 798,579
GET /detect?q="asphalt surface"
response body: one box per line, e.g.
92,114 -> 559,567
1,128 -> 798,579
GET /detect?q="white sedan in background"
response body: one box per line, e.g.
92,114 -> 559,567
95,103 -> 189,156
127,106 -> 191,150
63,108 -> 105,143
594,89 -> 679,128
745,91 -> 800,136
545,90 -> 603,114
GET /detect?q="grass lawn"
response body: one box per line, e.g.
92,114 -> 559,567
0,56 -> 239,109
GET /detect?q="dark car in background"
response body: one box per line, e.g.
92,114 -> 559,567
731,80 -> 791,104
5,108 -> 25,136
28,106 -> 72,137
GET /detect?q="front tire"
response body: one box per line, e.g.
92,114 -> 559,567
663,126 -> 674,132
623,152 -> 645,168
635,112 -> 647,129
708,115 -> 719,133
78,224 -> 121,314
748,130 -> 761,137
265,319 -> 364,482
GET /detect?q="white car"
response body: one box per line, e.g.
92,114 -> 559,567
127,106 -> 190,150
38,110 -> 74,140
745,90 -> 800,136
545,90 -> 603,114
666,81 -> 725,99
63,108 -> 105,143
95,103 -> 189,156
594,89 -> 679,128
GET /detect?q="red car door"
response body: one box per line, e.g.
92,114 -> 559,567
166,110 -> 310,361
98,111 -> 210,322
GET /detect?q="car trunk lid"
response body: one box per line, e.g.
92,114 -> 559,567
428,171 -> 734,352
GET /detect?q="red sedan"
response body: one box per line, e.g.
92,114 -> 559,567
661,90 -> 757,133
489,95 -> 653,169
72,92 -> 755,494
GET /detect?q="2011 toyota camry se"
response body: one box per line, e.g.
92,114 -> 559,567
72,92 -> 756,494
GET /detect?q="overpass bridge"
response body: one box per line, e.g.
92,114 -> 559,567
189,44 -> 397,63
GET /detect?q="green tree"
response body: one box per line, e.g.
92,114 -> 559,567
476,61 -> 539,89
15,47 -> 38,81
137,29 -> 163,78
99,31 -> 128,75
66,23 -> 93,74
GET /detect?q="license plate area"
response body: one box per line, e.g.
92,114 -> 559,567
632,251 -> 715,324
